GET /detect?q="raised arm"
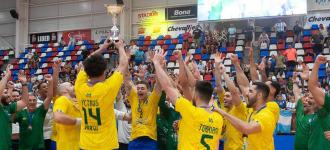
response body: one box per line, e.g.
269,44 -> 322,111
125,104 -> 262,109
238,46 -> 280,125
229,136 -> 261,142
89,39 -> 112,57
52,59 -> 61,99
249,48 -> 259,82
115,40 -> 129,75
308,55 -> 327,106
231,54 -> 250,95
292,72 -> 302,102
213,52 -> 224,95
43,74 -> 54,109
219,64 -> 242,106
0,65 -> 11,100
54,112 -> 81,125
176,50 -> 194,100
258,57 -> 268,82
153,49 -> 180,104
214,108 -> 261,135
16,70 -> 28,112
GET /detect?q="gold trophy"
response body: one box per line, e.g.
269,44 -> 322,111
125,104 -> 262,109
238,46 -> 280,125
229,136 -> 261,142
105,1 -> 124,41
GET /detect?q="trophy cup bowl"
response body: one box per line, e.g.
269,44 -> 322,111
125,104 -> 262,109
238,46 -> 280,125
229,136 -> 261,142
105,3 -> 124,41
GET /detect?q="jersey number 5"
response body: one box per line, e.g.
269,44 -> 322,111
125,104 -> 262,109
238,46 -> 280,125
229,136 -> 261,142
201,134 -> 213,150
82,107 -> 102,125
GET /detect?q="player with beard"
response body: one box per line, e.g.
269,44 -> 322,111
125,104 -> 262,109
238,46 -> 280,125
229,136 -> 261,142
0,66 -> 29,150
214,82 -> 276,150
213,52 -> 248,150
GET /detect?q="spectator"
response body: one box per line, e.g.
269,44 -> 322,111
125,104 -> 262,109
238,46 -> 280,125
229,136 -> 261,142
183,29 -> 191,50
311,30 -> 324,55
275,52 -> 286,77
109,48 -> 119,69
295,59 -> 304,72
68,34 -> 75,48
59,37 -> 66,47
134,49 -> 145,66
283,44 -> 297,71
219,29 -> 228,47
274,19 -> 287,40
258,31 -> 270,48
252,41 -> 260,63
293,21 -> 303,43
197,60 -> 205,74
276,94 -> 286,109
245,20 -> 254,46
320,24 -> 328,45
228,24 -> 236,45
193,25 -> 203,48
327,61 -> 330,84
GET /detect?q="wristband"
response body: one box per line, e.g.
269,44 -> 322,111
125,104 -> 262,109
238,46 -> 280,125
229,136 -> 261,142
75,118 -> 82,125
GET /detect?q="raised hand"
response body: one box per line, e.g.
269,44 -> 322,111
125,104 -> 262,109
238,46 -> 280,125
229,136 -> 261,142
5,64 -> 12,75
258,57 -> 266,71
315,55 -> 327,65
214,52 -> 224,67
114,40 -> 125,49
173,50 -> 182,60
148,50 -> 155,62
230,54 -> 239,64
152,49 -> 166,66
102,39 -> 113,49
6,81 -> 14,89
300,64 -> 309,81
18,70 -> 27,83
53,58 -> 62,69
44,74 -> 53,82
218,63 -> 226,75
292,72 -> 298,81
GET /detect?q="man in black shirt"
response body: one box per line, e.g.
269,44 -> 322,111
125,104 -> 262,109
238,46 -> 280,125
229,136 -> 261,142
293,21 -> 303,43
193,25 -> 203,48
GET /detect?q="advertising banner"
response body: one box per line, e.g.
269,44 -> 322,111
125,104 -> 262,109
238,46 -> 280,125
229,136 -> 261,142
305,12 -> 330,28
30,32 -> 57,44
62,29 -> 91,44
308,0 -> 330,11
92,28 -> 111,43
166,5 -> 197,20
167,23 -> 198,37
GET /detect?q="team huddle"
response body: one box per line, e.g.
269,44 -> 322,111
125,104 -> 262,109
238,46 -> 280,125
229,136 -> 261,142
1,39 -> 330,150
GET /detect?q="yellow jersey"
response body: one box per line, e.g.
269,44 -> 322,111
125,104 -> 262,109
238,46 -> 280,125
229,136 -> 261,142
266,101 -> 280,122
224,101 -> 248,150
53,96 -> 81,150
246,106 -> 276,150
75,70 -> 124,150
175,97 -> 223,150
128,89 -> 161,141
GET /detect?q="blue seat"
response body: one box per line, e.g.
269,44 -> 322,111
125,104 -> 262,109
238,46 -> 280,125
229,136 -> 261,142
151,40 -> 157,46
202,54 -> 210,60
311,24 -> 319,30
46,52 -> 52,57
195,48 -> 202,54
236,52 -> 243,59
149,46 -> 155,50
87,45 -> 93,50
165,55 -> 171,62
270,38 -> 277,44
260,51 -> 269,57
177,34 -> 183,39
169,44 -> 176,50
68,45 -> 75,51
12,70 -> 19,75
30,69 -> 36,75
157,35 -> 164,40
219,47 -> 227,53
24,49 -> 29,53
12,75 -> 18,81
40,57 -> 47,63
178,39 -> 183,44
166,50 -> 173,56
19,64 -> 25,69
78,55 -> 83,61
286,71 -> 293,78
64,51 -> 71,56
137,41 -> 144,46
138,36 -> 145,41
83,40 -> 89,45
58,47 -> 64,51
48,68 -> 53,74
41,48 -> 47,53
303,30 -> 311,36
319,64 -> 326,70
72,61 -> 78,67
319,70 -> 326,78
19,53 -> 25,59
164,40 -> 172,45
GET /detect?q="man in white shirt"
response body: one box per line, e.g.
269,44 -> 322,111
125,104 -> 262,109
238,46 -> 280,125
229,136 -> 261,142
274,19 -> 287,40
